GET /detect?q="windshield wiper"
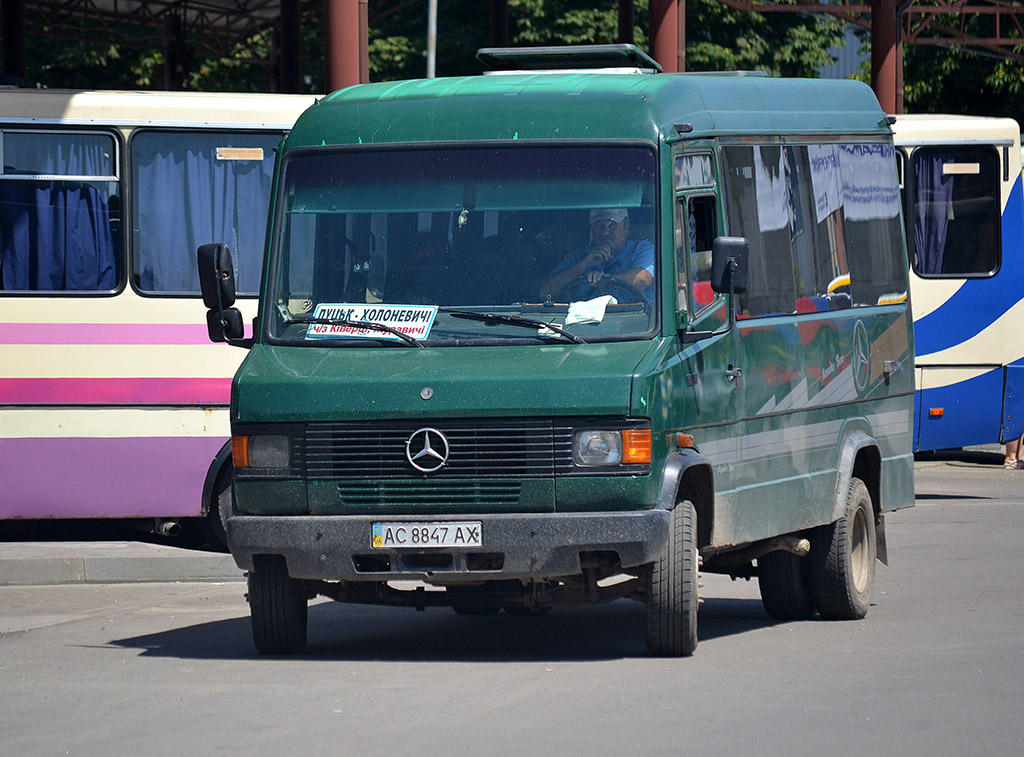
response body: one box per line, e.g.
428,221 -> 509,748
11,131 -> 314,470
283,314 -> 424,347
440,309 -> 587,344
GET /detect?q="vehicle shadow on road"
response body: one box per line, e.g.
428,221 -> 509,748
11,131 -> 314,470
109,596 -> 777,662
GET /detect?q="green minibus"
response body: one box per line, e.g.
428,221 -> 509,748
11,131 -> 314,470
200,45 -> 915,656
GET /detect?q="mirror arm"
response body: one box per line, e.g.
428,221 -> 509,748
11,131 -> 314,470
681,257 -> 738,344
213,270 -> 251,349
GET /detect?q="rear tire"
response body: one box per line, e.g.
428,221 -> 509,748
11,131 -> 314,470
758,550 -> 816,620
809,477 -> 876,620
645,500 -> 699,657
249,555 -> 308,654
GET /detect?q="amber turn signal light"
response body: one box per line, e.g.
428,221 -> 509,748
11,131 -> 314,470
622,429 -> 652,464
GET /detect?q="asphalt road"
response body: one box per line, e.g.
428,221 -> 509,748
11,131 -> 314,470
1,452 -> 1022,755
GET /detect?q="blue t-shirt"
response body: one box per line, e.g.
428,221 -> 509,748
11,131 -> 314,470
550,238 -> 655,301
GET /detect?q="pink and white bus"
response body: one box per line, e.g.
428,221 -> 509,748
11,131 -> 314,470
0,89 -> 316,546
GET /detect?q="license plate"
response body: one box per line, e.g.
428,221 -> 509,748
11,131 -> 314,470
372,521 -> 482,549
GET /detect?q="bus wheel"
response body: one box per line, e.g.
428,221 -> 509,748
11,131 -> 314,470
809,477 -> 876,620
645,500 -> 698,657
758,550 -> 816,620
248,555 -> 308,654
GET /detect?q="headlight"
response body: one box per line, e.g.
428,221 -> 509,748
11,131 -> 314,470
233,434 -> 290,469
575,430 -> 622,465
574,428 -> 652,466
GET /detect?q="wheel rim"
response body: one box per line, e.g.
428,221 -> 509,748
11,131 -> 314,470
850,505 -> 870,593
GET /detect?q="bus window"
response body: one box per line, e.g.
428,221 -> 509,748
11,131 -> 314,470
131,130 -> 281,295
0,130 -> 120,292
910,145 -> 999,277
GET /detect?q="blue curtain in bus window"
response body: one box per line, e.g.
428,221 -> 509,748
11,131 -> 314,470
132,132 -> 278,294
0,133 -> 117,291
913,151 -> 954,275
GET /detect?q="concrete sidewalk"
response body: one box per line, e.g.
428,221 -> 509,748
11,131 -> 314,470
0,540 -> 243,586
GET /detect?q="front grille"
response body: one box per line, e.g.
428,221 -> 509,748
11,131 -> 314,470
335,480 -> 522,507
304,419 -> 575,479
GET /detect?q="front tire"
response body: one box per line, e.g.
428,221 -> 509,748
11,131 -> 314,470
249,555 -> 308,654
809,477 -> 876,620
645,500 -> 699,657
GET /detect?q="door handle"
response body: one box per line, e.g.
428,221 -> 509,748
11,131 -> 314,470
726,366 -> 742,381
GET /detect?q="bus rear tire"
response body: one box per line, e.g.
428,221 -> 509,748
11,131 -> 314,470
249,555 -> 308,654
645,500 -> 698,657
809,477 -> 876,620
758,550 -> 816,620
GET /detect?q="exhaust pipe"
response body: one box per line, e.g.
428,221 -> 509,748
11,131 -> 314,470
155,519 -> 181,537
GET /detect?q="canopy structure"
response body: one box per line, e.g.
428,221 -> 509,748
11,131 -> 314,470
3,0 -> 1024,113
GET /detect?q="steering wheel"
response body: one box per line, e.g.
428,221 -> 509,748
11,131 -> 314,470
554,275 -> 647,305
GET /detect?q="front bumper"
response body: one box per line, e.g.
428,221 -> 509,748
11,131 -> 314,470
227,510 -> 669,583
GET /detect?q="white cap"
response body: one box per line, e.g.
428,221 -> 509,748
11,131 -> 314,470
589,208 -> 629,224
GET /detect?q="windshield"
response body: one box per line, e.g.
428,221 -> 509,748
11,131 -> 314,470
267,144 -> 658,346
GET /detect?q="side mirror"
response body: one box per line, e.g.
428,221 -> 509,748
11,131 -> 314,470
197,243 -> 237,309
197,243 -> 247,345
710,236 -> 748,295
205,307 -> 245,343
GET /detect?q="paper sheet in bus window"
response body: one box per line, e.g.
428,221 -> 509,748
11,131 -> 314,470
942,162 -> 980,175
216,147 -> 264,161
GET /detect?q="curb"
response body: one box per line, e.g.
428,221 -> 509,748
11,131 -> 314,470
0,541 -> 244,586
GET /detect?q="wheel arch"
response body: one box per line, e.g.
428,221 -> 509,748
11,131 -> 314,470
201,440 -> 234,517
832,429 -> 881,524
658,448 -> 714,549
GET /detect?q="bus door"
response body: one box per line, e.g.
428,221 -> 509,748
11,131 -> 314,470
904,142 -> 1023,451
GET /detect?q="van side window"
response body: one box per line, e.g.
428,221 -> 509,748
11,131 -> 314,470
909,145 -> 999,277
720,144 -> 797,317
841,144 -> 906,304
797,144 -> 852,310
676,195 -> 716,313
0,130 -> 120,292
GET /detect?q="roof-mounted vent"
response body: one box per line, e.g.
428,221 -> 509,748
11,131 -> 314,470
476,44 -> 662,75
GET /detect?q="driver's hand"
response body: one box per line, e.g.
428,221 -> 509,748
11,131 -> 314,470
586,270 -> 609,285
581,244 -> 614,269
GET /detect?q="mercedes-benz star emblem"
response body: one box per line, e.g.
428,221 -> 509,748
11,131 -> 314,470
853,320 -> 871,394
405,427 -> 450,473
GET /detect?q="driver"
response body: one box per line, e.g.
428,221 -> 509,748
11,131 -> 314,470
538,208 -> 654,303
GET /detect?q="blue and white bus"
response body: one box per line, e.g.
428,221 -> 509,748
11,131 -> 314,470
894,115 -> 1024,452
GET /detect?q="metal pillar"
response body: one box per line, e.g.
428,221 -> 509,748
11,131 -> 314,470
618,0 -> 635,43
426,0 -> 437,78
279,0 -> 302,92
678,0 -> 685,72
163,11 -> 187,90
490,0 -> 509,47
871,0 -> 904,114
324,0 -> 367,92
2,0 -> 27,82
649,0 -> 679,73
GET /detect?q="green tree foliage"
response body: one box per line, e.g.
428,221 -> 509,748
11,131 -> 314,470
686,0 -> 844,77
902,43 -> 1024,123
10,2 -> 844,90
